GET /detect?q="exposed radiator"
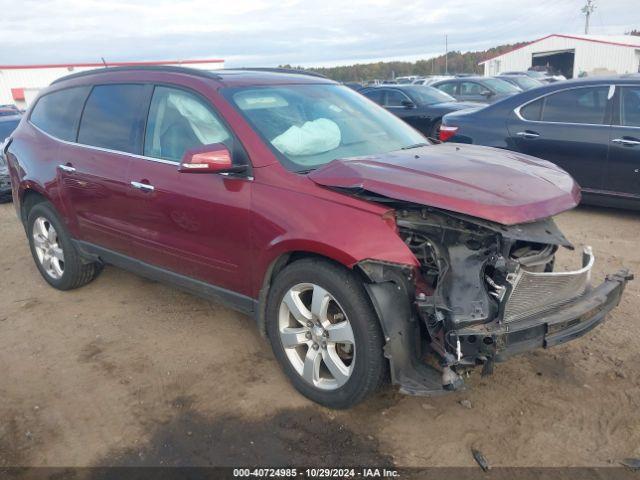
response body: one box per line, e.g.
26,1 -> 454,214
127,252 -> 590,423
503,247 -> 594,323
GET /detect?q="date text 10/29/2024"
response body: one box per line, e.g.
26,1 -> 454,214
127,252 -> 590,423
233,468 -> 400,478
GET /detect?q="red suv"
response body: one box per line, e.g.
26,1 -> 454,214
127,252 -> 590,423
3,67 -> 632,408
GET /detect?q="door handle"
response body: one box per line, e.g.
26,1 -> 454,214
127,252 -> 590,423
612,138 -> 640,147
58,164 -> 76,173
130,181 -> 155,192
516,131 -> 540,139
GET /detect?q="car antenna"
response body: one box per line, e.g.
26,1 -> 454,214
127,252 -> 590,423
101,57 -> 108,68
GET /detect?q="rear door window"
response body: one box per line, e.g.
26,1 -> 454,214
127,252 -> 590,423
144,86 -> 232,162
541,87 -> 609,125
78,84 -> 149,154
30,86 -> 90,141
620,86 -> 640,127
459,82 -> 484,95
436,82 -> 457,95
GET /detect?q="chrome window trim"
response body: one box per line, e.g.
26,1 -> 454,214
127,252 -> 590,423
513,83 -> 615,127
30,121 -> 179,165
29,120 -> 254,180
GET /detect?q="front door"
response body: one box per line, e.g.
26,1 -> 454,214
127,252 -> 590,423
383,89 -> 432,134
507,85 -> 612,191
125,85 -> 252,295
605,85 -> 640,197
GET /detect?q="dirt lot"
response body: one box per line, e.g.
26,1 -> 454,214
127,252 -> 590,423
1,201 -> 639,469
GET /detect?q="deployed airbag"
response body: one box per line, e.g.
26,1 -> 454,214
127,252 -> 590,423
272,118 -> 341,156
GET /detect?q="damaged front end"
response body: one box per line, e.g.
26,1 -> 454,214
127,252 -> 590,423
359,207 -> 632,396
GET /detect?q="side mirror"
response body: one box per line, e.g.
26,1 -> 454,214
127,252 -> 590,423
480,89 -> 494,97
401,99 -> 416,109
178,143 -> 246,174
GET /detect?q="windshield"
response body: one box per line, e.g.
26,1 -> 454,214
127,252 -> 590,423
223,84 -> 427,172
402,86 -> 456,105
482,78 -> 521,94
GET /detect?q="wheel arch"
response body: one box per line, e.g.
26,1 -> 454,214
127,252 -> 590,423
19,186 -> 49,229
253,250 -> 373,337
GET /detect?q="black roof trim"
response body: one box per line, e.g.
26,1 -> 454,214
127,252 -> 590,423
51,65 -> 327,86
51,65 -> 223,85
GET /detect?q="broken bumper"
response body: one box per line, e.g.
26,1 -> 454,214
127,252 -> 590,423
453,269 -> 633,361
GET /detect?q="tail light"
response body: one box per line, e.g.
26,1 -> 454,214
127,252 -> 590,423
439,125 -> 459,142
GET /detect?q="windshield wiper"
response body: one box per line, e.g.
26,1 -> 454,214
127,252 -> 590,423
401,142 -> 430,150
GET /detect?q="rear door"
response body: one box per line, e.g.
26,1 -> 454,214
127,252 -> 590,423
605,85 -> 640,197
507,85 -> 612,190
434,81 -> 459,100
124,85 -> 252,295
61,84 -> 153,254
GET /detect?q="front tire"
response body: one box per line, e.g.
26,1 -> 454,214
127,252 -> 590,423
266,258 -> 386,409
27,202 -> 101,290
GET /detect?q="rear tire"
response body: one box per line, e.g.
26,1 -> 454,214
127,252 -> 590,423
27,202 -> 101,290
266,258 -> 386,409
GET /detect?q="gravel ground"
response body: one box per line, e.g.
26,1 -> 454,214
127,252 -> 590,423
0,202 -> 639,469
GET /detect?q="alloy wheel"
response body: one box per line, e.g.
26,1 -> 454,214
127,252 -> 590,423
32,216 -> 65,279
278,283 -> 355,390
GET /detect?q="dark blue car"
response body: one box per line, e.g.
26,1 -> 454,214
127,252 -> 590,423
441,77 -> 640,209
360,84 -> 482,138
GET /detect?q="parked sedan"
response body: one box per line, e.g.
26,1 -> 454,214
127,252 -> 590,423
496,74 -> 544,91
440,77 -> 640,209
431,76 -> 521,103
360,85 -> 482,138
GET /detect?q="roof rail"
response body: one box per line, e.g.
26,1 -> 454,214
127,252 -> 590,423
49,65 -> 328,87
229,67 -> 327,78
50,65 -> 223,85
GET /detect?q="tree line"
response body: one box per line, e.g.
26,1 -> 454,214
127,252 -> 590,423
280,41 -> 528,82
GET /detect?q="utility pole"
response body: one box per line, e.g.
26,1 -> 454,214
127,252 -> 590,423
445,34 -> 448,74
582,0 -> 595,34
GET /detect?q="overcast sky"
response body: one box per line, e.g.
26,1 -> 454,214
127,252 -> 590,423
1,0 -> 639,67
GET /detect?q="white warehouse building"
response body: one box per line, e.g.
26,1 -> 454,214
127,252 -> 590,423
481,34 -> 640,79
0,58 -> 225,109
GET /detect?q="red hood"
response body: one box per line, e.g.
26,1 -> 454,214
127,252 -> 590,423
308,144 -> 580,225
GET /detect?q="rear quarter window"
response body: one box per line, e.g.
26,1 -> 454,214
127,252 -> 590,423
30,86 -> 90,141
436,82 -> 457,96
78,84 -> 148,154
519,98 -> 543,121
